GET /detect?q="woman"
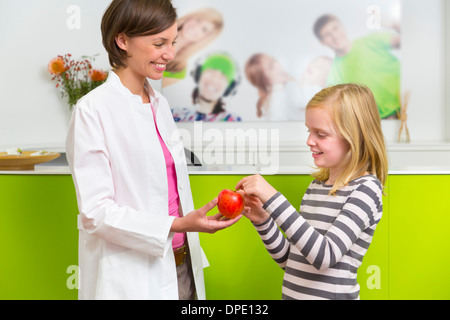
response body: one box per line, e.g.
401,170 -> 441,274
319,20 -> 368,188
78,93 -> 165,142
66,0 -> 241,300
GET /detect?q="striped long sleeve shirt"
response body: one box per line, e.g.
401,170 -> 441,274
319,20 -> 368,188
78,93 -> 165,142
255,175 -> 383,300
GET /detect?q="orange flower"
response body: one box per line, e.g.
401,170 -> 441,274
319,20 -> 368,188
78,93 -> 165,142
89,69 -> 107,82
48,57 -> 67,75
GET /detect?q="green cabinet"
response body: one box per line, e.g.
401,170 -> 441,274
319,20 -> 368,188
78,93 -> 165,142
0,173 -> 449,300
0,175 -> 78,300
388,175 -> 450,299
357,189 -> 389,300
191,175 -> 390,300
191,175 -> 314,300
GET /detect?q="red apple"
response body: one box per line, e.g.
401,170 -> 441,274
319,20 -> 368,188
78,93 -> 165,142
217,189 -> 244,219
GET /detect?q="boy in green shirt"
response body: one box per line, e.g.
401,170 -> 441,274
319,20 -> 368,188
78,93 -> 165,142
314,14 -> 401,119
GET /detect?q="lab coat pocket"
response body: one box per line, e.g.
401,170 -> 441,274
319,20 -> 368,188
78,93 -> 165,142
95,249 -> 151,300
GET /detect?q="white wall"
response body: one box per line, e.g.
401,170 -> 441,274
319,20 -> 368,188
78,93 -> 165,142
0,0 -> 448,154
0,0 -> 111,151
399,0 -> 446,142
447,0 -> 450,141
178,0 -> 449,154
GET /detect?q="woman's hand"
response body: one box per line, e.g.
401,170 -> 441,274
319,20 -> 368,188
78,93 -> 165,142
171,198 -> 242,234
235,175 -> 278,205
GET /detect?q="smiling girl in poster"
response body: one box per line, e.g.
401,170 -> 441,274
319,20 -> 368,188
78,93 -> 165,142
172,52 -> 242,122
162,8 -> 224,88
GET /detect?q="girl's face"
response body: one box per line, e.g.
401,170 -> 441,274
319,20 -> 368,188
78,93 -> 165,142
180,18 -> 215,43
198,69 -> 229,102
117,23 -> 178,80
305,106 -> 350,181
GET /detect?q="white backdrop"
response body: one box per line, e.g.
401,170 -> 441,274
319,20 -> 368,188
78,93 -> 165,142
164,0 -> 401,122
0,0 -> 447,152
0,0 -> 111,151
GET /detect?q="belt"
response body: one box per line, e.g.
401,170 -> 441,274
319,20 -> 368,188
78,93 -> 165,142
174,245 -> 187,266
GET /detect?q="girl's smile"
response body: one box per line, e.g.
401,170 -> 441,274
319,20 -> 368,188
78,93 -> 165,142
311,150 -> 324,159
198,69 -> 229,101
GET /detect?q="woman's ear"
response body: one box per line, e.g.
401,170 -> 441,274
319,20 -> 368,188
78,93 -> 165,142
115,33 -> 128,51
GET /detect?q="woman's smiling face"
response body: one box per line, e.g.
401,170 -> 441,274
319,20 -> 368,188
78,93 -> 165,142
117,23 -> 178,81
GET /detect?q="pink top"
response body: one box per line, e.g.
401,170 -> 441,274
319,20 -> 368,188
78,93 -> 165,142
148,101 -> 185,249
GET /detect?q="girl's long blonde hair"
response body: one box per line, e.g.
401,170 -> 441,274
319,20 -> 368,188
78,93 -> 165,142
307,84 -> 388,195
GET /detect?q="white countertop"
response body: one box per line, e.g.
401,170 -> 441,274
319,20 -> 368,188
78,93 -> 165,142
1,165 -> 450,175
388,166 -> 450,175
0,166 -> 72,175
2,142 -> 450,175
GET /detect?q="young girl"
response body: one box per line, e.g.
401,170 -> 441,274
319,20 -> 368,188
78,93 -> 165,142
236,84 -> 388,300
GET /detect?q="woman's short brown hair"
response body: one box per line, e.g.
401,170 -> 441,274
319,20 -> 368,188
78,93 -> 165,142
101,0 -> 177,68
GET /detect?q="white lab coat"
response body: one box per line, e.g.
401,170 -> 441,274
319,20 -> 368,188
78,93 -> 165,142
66,71 -> 207,300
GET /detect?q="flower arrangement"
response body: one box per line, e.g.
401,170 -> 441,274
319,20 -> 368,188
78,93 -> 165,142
48,54 -> 107,109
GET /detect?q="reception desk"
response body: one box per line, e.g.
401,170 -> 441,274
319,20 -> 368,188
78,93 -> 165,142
1,164 -> 449,300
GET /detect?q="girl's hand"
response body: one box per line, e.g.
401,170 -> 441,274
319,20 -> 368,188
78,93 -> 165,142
237,191 -> 270,225
235,175 -> 278,204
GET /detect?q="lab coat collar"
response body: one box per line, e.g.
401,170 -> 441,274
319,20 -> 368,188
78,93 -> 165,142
107,70 -> 158,107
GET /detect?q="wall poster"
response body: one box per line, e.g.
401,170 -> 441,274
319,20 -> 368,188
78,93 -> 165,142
162,0 -> 402,123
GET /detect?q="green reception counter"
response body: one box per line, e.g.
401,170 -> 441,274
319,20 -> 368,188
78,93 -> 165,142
1,166 -> 450,300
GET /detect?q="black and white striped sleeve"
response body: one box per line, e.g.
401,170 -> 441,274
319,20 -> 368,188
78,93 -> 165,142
253,217 -> 290,269
262,180 -> 382,271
